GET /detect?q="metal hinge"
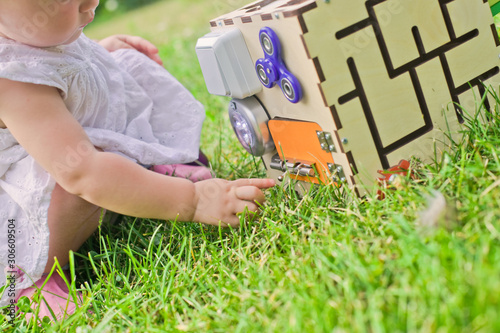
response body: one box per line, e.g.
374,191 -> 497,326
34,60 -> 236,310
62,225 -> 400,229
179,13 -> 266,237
316,131 -> 336,153
328,163 -> 346,182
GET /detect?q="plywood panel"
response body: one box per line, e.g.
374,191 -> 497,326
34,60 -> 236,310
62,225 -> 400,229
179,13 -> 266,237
446,0 -> 500,88
350,37 -> 425,146
415,57 -> 460,135
374,0 -> 450,70
302,23 -> 356,96
315,24 -> 425,147
449,0 -> 496,36
386,57 -> 462,167
337,98 -> 382,186
301,0 -> 368,35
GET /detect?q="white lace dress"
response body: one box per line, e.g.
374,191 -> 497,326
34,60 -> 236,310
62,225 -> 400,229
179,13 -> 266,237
0,34 -> 205,305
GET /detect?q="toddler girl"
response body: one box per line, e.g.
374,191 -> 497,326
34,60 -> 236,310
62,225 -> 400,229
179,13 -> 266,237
0,0 -> 275,321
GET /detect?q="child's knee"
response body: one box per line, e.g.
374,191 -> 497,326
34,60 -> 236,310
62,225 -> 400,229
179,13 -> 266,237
48,183 -> 101,224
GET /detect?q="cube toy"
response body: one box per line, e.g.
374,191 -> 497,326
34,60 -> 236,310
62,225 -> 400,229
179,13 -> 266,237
196,0 -> 500,194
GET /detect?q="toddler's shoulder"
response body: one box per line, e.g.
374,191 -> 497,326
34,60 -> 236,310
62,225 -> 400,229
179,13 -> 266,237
0,37 -> 72,93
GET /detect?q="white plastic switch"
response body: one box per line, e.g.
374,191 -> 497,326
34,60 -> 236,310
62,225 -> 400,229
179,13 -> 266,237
195,29 -> 262,99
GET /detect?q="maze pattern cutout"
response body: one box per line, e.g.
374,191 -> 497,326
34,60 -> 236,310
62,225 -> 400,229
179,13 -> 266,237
302,0 -> 500,181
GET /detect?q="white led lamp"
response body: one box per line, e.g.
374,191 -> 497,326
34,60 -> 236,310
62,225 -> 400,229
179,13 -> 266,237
228,96 -> 275,157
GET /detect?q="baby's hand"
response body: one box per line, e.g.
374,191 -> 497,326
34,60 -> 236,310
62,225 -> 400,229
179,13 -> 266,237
98,34 -> 163,65
192,178 -> 275,227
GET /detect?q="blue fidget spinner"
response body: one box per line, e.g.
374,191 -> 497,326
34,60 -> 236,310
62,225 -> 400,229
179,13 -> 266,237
255,27 -> 303,103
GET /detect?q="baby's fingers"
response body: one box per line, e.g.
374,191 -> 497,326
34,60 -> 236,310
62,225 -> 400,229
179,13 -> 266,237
234,178 -> 276,189
115,35 -> 163,65
235,186 -> 265,204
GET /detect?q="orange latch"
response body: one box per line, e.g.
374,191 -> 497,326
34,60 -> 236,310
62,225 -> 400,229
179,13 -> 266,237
268,119 -> 336,184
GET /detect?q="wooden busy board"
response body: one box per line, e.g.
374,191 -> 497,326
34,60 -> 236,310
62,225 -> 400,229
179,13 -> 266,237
207,0 -> 500,193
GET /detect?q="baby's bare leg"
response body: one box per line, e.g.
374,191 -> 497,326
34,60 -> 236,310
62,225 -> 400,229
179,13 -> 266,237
44,183 -> 102,273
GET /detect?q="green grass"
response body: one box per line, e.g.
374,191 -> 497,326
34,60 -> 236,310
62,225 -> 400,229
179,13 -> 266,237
2,1 -> 500,332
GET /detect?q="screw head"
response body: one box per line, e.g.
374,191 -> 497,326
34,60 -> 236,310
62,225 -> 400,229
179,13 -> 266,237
329,145 -> 335,151
336,165 -> 343,173
341,138 -> 348,144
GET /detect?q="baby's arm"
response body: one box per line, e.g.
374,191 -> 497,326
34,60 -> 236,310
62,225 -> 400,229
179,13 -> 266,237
0,80 -> 274,226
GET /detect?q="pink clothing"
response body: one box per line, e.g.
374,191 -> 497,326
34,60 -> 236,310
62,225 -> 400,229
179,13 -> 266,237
15,271 -> 81,322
